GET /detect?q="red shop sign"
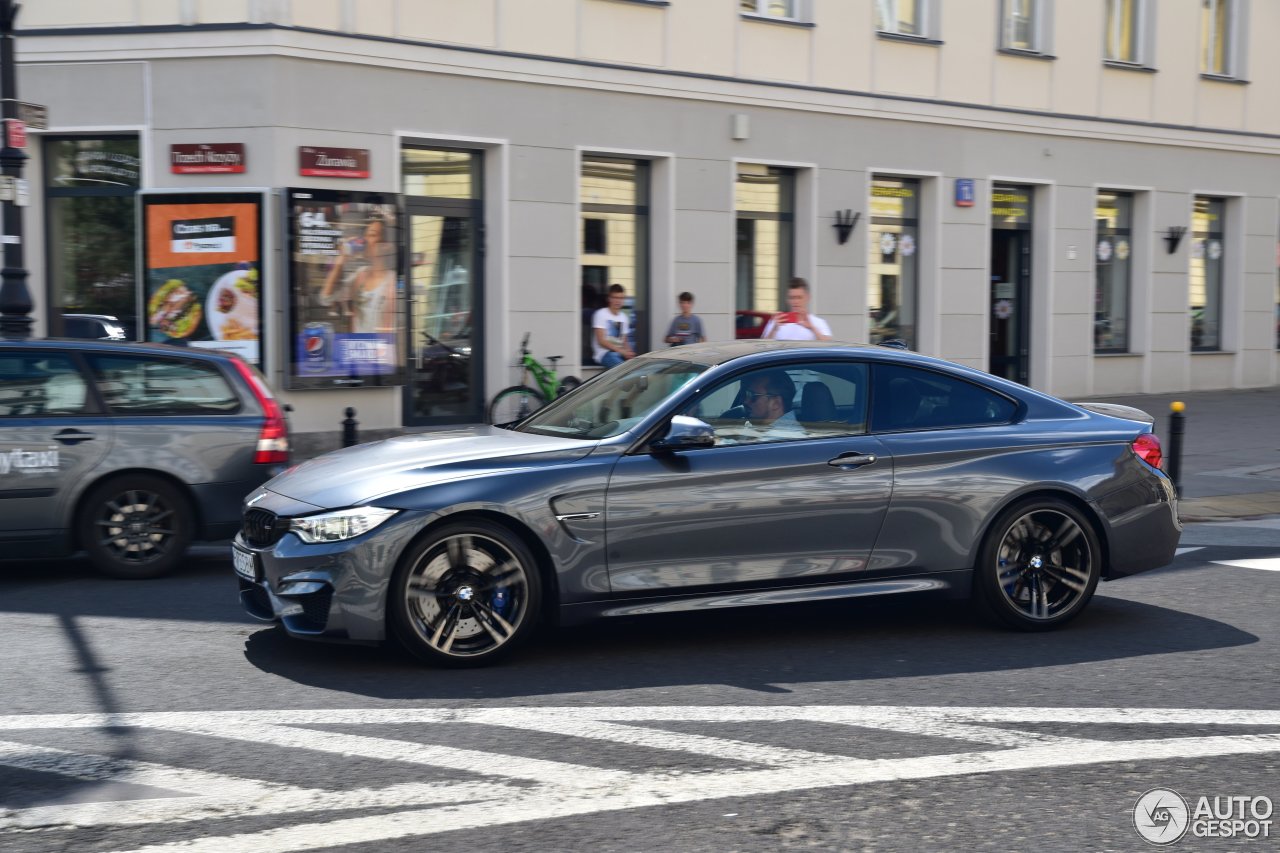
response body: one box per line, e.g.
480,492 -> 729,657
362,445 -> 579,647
170,143 -> 247,174
298,146 -> 370,179
5,120 -> 26,150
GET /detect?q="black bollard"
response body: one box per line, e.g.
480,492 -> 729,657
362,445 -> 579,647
1166,401 -> 1185,494
342,407 -> 358,448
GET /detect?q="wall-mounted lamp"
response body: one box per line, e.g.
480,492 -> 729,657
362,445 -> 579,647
1164,226 -> 1187,254
834,210 -> 860,245
730,113 -> 750,140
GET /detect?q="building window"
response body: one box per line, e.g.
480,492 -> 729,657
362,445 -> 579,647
1000,0 -> 1044,53
1190,197 -> 1225,352
876,0 -> 927,37
43,136 -> 142,339
1103,0 -> 1142,63
1200,0 -> 1236,76
741,0 -> 798,21
580,157 -> 650,365
735,164 -> 795,334
868,178 -> 920,349
1094,191 -> 1133,353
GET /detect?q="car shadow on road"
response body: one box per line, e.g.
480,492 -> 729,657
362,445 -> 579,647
241,592 -> 1257,699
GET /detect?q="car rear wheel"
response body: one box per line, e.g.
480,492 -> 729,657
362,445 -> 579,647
77,475 -> 195,579
389,520 -> 542,667
973,498 -> 1100,631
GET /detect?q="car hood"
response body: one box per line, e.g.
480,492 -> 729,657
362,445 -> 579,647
264,426 -> 597,508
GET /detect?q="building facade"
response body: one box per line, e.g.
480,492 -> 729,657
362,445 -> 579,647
13,0 -> 1280,443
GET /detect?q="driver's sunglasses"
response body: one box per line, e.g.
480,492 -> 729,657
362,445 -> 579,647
742,390 -> 779,402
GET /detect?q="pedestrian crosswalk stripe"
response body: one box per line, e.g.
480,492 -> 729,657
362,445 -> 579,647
1,706 -> 1279,851
1212,556 -> 1280,572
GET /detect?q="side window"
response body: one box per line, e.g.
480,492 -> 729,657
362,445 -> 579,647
0,353 -> 90,417
682,361 -> 868,446
871,364 -> 1016,432
86,355 -> 240,415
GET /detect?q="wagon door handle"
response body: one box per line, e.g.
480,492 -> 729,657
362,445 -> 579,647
828,451 -> 876,468
53,429 -> 95,445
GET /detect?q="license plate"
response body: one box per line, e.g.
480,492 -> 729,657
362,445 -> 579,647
232,545 -> 259,582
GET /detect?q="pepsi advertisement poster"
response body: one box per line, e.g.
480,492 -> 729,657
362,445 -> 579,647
286,188 -> 405,389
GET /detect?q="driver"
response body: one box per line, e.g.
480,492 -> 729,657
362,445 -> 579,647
742,371 -> 805,439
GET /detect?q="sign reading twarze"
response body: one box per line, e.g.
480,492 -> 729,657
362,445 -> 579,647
171,143 -> 246,174
299,147 -> 370,178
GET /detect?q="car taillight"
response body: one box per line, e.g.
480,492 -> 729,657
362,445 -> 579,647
231,358 -> 290,464
1131,433 -> 1162,469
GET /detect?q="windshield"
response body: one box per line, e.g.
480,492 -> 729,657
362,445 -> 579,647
515,358 -> 706,439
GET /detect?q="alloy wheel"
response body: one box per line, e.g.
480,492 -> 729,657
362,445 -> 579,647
994,509 -> 1094,621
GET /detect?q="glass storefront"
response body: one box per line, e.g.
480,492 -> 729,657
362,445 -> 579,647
43,137 -> 141,338
1094,191 -> 1132,353
580,156 -> 650,364
868,177 -> 919,348
735,164 -> 794,336
403,147 -> 483,423
1190,197 -> 1224,351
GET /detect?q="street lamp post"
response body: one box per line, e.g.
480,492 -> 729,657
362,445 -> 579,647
0,0 -> 31,340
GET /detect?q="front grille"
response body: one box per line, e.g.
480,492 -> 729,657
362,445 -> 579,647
242,508 -> 285,547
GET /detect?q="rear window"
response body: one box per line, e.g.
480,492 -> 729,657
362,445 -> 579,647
871,364 -> 1016,432
86,354 -> 241,415
0,353 -> 90,417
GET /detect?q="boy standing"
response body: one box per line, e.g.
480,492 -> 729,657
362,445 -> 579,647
592,283 -> 635,368
664,292 -> 705,346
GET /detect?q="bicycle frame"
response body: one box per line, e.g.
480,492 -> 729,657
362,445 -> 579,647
521,353 -> 559,399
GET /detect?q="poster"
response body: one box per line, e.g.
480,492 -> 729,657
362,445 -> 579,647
286,188 -> 403,389
140,192 -> 265,365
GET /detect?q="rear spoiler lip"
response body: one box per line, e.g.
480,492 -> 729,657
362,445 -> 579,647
1072,401 -> 1156,426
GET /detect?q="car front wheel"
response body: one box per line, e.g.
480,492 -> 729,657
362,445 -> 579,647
973,498 -> 1101,631
77,475 -> 195,579
389,520 -> 542,667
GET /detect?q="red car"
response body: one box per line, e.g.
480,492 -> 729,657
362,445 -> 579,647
734,310 -> 773,339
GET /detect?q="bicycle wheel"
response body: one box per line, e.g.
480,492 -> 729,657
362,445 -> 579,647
488,385 -> 547,424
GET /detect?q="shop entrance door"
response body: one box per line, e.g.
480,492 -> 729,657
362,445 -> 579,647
988,185 -> 1033,385
404,204 -> 483,424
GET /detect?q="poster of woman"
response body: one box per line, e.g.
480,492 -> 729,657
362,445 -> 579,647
287,188 -> 404,389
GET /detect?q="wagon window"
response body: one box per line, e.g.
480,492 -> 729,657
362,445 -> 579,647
86,355 -> 240,415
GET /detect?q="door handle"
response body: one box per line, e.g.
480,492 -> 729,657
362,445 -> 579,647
828,451 -> 876,468
53,429 -> 95,445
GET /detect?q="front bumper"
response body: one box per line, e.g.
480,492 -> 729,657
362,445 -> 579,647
233,509 -> 426,643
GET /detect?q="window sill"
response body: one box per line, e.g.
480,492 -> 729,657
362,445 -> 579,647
876,32 -> 943,46
596,0 -> 669,5
1094,351 -> 1140,358
739,13 -> 815,28
1190,349 -> 1234,355
997,47 -> 1056,61
1200,73 -> 1249,85
1103,60 -> 1157,73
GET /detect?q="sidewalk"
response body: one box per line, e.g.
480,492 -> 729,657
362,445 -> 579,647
1089,387 -> 1280,522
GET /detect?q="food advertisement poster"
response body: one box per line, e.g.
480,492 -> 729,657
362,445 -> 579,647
141,192 -> 264,365
286,188 -> 403,389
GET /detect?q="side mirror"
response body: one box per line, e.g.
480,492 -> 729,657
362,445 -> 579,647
651,415 -> 715,452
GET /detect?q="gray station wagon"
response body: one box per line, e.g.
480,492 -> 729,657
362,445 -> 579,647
0,339 -> 290,578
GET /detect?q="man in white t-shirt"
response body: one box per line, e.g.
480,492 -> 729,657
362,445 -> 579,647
762,277 -> 833,342
592,283 -> 635,368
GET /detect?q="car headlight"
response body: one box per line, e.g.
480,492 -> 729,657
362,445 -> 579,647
289,507 -> 399,543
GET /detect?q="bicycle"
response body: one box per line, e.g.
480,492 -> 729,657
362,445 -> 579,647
487,333 -> 582,424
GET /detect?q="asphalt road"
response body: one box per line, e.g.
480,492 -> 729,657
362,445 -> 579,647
2,521 -> 1279,852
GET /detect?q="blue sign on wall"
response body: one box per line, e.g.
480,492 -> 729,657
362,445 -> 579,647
955,178 -> 975,207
